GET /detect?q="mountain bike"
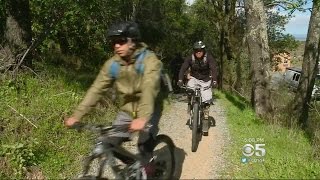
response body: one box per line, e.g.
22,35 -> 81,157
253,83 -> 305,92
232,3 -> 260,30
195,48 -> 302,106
181,84 -> 208,152
70,122 -> 175,180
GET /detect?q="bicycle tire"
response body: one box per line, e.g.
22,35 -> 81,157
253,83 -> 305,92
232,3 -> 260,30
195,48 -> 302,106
77,175 -> 108,180
76,156 -> 114,180
192,102 -> 200,152
151,134 -> 176,180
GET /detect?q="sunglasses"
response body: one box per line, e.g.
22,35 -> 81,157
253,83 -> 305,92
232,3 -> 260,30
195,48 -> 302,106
194,49 -> 204,52
110,37 -> 128,46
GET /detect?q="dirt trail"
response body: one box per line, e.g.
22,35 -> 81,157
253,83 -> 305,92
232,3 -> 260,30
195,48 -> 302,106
158,93 -> 230,179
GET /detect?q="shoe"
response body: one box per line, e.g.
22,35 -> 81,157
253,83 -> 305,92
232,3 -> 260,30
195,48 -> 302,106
203,108 -> 209,120
187,118 -> 192,129
187,104 -> 191,114
202,119 -> 209,136
142,162 -> 156,177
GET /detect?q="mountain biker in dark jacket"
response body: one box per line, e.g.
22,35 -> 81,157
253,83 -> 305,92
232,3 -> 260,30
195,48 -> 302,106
177,41 -> 217,134
64,21 -> 162,174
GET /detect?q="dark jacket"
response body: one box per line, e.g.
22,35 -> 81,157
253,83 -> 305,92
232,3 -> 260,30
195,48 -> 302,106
178,53 -> 217,82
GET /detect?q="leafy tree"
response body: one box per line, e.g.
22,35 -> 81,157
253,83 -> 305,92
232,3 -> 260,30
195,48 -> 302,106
29,0 -> 192,69
292,0 -> 320,126
189,0 -> 230,89
30,0 -> 119,58
1,0 -> 33,70
135,0 -> 192,62
0,0 -> 6,39
266,8 -> 299,53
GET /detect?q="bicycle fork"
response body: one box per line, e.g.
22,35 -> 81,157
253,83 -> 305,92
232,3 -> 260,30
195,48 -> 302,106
81,141 -> 108,177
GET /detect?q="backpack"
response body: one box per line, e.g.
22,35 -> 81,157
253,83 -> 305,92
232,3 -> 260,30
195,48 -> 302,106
191,53 -> 207,65
109,49 -> 173,92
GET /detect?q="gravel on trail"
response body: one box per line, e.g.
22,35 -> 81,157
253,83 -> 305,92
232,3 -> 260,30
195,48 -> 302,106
159,93 -> 230,179
85,93 -> 231,179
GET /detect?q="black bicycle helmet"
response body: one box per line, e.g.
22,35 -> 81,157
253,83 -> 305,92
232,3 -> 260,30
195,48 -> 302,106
193,41 -> 206,49
107,21 -> 141,40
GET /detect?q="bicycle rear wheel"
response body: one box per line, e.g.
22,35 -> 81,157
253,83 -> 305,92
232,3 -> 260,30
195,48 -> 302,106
77,175 -> 108,180
150,134 -> 175,180
192,102 -> 200,152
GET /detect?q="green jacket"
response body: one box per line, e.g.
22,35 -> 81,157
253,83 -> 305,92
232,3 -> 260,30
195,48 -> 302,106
72,43 -> 162,121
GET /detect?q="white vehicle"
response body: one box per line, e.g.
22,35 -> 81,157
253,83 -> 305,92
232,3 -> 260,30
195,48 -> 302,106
283,67 -> 320,100
283,67 -> 302,90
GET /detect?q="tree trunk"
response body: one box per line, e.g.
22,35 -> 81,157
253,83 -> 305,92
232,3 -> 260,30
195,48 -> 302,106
218,28 -> 225,90
245,0 -> 272,118
292,1 -> 320,127
235,51 -> 243,92
4,0 -> 33,68
224,0 -> 235,62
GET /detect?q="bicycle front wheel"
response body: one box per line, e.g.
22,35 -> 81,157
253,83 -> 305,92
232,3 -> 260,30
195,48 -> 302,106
192,102 -> 200,152
151,134 -> 175,180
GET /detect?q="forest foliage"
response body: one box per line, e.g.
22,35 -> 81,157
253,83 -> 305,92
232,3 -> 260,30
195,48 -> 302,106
0,0 -> 319,179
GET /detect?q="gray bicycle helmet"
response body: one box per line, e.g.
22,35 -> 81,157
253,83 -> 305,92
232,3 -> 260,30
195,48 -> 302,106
107,21 -> 141,40
193,41 -> 206,49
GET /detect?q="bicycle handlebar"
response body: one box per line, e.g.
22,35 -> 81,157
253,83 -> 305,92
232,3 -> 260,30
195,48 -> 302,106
70,122 -> 122,134
179,85 -> 193,90
70,122 -> 152,134
179,85 -> 211,91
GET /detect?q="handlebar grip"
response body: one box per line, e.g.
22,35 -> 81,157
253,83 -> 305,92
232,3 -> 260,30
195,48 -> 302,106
69,121 -> 85,131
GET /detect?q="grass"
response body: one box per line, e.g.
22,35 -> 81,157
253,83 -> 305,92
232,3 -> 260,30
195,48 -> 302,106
2,56 -> 318,179
217,91 -> 320,179
0,60 -> 172,179
0,62 -> 117,178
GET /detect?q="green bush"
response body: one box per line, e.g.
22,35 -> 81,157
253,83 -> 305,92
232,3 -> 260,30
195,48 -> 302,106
218,91 -> 320,179
0,62 -> 117,178
0,139 -> 38,178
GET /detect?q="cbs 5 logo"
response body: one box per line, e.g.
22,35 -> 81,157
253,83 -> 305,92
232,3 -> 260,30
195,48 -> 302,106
242,144 -> 266,157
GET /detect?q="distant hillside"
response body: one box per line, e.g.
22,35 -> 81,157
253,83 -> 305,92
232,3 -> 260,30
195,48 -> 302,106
292,34 -> 307,41
290,41 -> 305,67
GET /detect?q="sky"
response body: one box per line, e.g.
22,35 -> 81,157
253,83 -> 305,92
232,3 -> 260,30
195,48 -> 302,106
284,1 -> 312,37
185,0 -> 194,5
185,0 -> 312,38
285,12 -> 310,36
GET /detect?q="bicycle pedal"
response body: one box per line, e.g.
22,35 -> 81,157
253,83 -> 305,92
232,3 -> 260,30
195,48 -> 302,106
112,164 -> 124,172
202,130 -> 208,135
142,162 -> 156,177
149,156 -> 157,163
186,120 -> 190,125
202,121 -> 209,132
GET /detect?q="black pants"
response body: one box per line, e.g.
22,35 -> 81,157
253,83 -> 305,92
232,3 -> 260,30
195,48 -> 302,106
104,98 -> 162,165
104,133 -> 155,165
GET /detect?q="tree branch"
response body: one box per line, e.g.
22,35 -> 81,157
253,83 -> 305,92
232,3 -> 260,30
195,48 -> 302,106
13,41 -> 34,73
7,104 -> 38,128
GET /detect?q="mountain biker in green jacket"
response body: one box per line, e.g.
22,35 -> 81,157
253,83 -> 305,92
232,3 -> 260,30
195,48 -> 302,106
65,21 -> 162,172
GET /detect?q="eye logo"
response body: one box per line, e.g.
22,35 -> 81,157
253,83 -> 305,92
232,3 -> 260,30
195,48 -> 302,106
242,144 -> 266,157
242,144 -> 255,157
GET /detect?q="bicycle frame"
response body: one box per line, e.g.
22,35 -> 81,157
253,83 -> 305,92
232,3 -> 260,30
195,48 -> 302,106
184,85 -> 203,124
190,86 -> 202,127
74,124 -> 147,179
182,84 -> 212,151
71,121 -> 176,180
82,139 -> 145,179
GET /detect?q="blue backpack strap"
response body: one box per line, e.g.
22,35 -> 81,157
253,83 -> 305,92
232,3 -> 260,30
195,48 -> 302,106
109,61 -> 120,79
135,49 -> 148,75
109,49 -> 148,79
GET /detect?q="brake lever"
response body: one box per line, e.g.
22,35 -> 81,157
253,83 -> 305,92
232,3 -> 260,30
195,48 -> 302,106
70,121 -> 85,132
